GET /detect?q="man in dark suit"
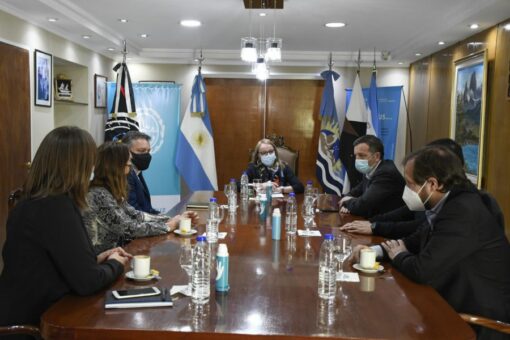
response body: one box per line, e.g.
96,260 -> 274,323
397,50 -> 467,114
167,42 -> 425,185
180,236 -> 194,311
370,146 -> 510,340
339,135 -> 405,218
122,131 -> 159,214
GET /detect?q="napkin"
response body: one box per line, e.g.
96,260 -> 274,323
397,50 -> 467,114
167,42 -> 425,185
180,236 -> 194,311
336,272 -> 360,282
170,285 -> 191,296
297,229 -> 322,237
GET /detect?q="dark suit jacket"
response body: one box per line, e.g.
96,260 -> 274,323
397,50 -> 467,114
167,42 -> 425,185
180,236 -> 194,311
0,195 -> 123,326
393,188 -> 510,339
369,206 -> 426,239
246,162 -> 304,194
127,170 -> 159,214
344,160 -> 405,218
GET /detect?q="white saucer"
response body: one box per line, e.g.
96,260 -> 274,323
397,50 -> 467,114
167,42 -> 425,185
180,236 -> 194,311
173,229 -> 198,236
125,270 -> 158,281
353,263 -> 384,274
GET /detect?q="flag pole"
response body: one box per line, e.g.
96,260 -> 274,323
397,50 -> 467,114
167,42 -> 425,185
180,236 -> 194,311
122,40 -> 127,64
373,47 -> 377,72
196,49 -> 204,76
328,52 -> 334,71
356,49 -> 361,74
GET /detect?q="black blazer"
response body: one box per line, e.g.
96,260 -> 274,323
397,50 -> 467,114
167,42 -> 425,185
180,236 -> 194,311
344,160 -> 405,218
369,206 -> 426,239
0,195 -> 124,326
127,169 -> 159,214
393,188 -> 510,339
246,162 -> 304,194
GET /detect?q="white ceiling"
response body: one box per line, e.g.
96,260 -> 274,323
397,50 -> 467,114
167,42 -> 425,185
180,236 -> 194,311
1,0 -> 509,67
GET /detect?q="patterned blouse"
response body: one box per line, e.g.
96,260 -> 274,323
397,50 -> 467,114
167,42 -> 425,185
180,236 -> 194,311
82,186 -> 169,254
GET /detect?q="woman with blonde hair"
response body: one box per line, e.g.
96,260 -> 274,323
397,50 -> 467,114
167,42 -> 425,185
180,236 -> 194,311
0,126 -> 130,328
83,141 -> 198,254
246,138 -> 304,194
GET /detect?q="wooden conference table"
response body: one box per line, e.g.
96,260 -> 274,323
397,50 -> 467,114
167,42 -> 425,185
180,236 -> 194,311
41,193 -> 475,339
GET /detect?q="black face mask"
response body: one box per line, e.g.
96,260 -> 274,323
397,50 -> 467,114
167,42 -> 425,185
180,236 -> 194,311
131,152 -> 152,171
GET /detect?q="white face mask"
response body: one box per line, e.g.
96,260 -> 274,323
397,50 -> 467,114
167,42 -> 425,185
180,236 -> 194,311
402,181 -> 433,211
260,152 -> 276,167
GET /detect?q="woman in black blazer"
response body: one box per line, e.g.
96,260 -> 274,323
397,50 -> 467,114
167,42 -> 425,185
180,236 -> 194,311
0,126 -> 131,330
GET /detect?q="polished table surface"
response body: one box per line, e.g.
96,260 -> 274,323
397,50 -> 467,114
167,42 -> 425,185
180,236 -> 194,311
41,193 -> 475,339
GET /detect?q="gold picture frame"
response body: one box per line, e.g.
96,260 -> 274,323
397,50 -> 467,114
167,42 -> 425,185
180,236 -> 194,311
450,50 -> 488,188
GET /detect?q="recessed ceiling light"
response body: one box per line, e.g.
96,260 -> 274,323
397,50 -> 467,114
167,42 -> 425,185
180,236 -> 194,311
398,62 -> 403,65
259,13 -> 267,17
82,35 -> 91,39
180,20 -> 201,27
438,41 -> 445,45
415,53 -> 422,56
325,22 -> 346,28
140,33 -> 149,38
47,18 -> 58,22
118,18 -> 128,23
504,23 -> 510,31
470,23 -> 479,30
107,47 -> 115,51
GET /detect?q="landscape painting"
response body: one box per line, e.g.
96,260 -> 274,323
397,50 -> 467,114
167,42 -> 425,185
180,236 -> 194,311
450,51 -> 487,188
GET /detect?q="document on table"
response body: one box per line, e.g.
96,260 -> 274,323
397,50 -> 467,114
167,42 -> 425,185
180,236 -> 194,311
336,272 -> 360,282
297,229 -> 322,237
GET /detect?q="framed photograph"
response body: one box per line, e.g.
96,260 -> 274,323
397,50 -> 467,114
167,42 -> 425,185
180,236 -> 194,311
450,50 -> 488,188
34,49 -> 52,107
94,74 -> 107,108
55,77 -> 73,101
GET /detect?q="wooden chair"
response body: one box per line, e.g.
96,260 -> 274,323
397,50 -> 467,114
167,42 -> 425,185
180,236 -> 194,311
460,313 -> 510,335
8,187 -> 23,213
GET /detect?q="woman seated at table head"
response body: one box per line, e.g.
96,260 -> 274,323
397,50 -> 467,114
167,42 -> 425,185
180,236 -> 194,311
82,141 -> 199,254
246,138 -> 304,194
0,126 -> 131,328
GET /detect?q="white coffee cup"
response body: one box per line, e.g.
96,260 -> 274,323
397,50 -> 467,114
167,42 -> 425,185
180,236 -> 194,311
133,255 -> 151,278
180,217 -> 191,233
360,248 -> 376,269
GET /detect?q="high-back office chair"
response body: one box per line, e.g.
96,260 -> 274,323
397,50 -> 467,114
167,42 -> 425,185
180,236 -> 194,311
249,134 -> 300,176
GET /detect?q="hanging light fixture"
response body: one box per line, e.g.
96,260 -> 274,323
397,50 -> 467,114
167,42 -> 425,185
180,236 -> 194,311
253,57 -> 269,80
265,3 -> 282,62
241,0 -> 258,62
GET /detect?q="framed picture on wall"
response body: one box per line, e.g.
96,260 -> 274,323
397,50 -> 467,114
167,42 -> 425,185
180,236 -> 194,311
450,50 -> 488,188
94,74 -> 107,108
34,49 -> 52,107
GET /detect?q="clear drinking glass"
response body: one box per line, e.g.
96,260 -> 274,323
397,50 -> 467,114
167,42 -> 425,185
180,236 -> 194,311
253,179 -> 263,198
302,196 -> 315,229
334,235 -> 352,280
179,243 -> 193,292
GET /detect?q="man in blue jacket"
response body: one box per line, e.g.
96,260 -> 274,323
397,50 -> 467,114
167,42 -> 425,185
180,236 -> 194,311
122,131 -> 159,214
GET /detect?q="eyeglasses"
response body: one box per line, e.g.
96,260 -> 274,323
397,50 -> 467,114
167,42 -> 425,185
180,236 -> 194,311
259,150 -> 275,156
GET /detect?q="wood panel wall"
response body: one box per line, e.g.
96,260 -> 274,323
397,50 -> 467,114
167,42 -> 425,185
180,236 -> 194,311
408,21 -> 510,236
205,78 -> 324,189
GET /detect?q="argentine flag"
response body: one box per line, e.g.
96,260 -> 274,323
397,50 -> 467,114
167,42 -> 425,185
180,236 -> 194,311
175,74 -> 218,191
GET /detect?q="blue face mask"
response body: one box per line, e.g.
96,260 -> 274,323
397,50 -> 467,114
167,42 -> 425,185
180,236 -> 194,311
261,152 -> 276,167
355,159 -> 373,174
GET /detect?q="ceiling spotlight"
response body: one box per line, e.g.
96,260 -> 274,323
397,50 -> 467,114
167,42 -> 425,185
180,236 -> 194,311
107,47 -> 115,51
82,35 -> 91,39
140,33 -> 149,38
469,23 -> 479,30
504,23 -> 510,31
398,62 -> 403,65
180,20 -> 201,27
325,22 -> 346,28
47,18 -> 58,22
438,41 -> 445,45
118,18 -> 128,23
259,13 -> 267,17
415,53 -> 422,56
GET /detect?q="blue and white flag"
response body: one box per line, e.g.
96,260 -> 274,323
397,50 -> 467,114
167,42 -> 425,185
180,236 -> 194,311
316,70 -> 343,195
175,74 -> 218,191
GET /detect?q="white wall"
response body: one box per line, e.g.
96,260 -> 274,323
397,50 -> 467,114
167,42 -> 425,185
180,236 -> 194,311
0,10 -> 114,156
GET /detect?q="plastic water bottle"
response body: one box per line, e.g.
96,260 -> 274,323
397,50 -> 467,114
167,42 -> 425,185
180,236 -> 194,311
215,243 -> 229,292
272,208 -> 281,240
285,192 -> 297,234
228,179 -> 237,213
305,180 -> 313,196
318,234 -> 336,300
208,197 -> 218,220
206,219 -> 218,243
240,172 -> 249,200
191,236 -> 210,304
